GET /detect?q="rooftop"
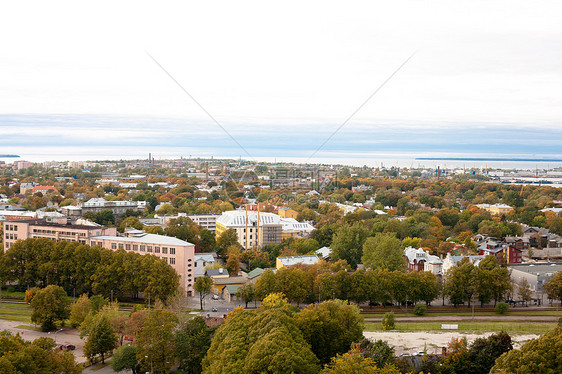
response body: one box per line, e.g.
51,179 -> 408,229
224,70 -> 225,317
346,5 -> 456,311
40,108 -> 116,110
7,219 -> 103,231
508,263 -> 562,274
216,210 -> 281,227
278,255 -> 320,267
91,233 -> 193,246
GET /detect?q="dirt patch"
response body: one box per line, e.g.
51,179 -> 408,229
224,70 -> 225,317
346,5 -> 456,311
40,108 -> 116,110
363,331 -> 540,355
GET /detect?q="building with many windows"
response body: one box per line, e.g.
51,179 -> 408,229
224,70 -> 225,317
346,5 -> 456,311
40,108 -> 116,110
215,210 -> 282,249
89,229 -> 195,295
2,217 -> 116,250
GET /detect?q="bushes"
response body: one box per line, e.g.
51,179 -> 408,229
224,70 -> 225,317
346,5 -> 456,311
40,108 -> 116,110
413,304 -> 427,316
496,302 -> 509,314
381,312 -> 395,330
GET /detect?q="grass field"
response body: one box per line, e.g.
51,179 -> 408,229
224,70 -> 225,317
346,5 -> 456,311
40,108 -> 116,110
364,321 -> 557,334
0,302 -> 32,323
362,310 -> 562,318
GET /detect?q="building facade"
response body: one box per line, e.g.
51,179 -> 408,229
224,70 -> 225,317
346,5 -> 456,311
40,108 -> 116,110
216,210 -> 282,249
81,198 -> 146,217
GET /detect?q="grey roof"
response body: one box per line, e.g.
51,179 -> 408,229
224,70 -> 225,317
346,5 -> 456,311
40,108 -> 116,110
278,255 -> 320,266
91,233 -> 193,246
216,210 -> 281,227
508,263 -> 562,275
315,246 -> 332,259
212,275 -> 247,285
195,253 -> 215,262
206,268 -> 229,277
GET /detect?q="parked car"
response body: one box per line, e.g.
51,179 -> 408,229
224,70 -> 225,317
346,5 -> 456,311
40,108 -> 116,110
212,295 -> 219,300
54,344 -> 64,350
63,344 -> 76,351
212,307 -> 218,312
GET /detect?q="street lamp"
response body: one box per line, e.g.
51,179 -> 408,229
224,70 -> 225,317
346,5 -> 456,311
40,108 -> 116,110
48,328 -> 64,343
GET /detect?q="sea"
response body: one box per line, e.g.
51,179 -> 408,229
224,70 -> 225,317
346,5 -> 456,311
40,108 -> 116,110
2,113 -> 562,171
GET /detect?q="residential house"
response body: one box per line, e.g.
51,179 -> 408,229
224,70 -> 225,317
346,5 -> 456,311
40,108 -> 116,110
403,246 -> 443,275
442,253 -> 485,274
194,253 -> 217,278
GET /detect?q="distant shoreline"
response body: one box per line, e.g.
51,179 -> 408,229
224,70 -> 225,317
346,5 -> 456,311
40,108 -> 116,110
415,157 -> 562,162
0,155 -> 19,158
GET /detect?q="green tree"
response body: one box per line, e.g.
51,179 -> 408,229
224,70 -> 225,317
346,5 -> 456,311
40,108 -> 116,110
30,285 -> 70,331
118,216 -> 143,233
0,331 -> 81,373
275,267 -> 309,306
198,229 -> 216,252
464,330 -> 512,374
112,344 -> 139,373
491,326 -> 561,374
236,283 -> 255,308
136,309 -> 178,374
69,293 -> 91,328
83,313 -> 118,364
367,339 -> 396,368
361,233 -> 405,271
294,300 -> 363,365
518,278 -> 532,306
254,269 -> 277,300
203,307 -> 319,374
330,223 -> 369,269
194,276 -> 213,310
444,259 -> 478,307
544,271 -> 562,305
175,316 -> 215,374
322,348 -> 402,374
216,229 -> 240,258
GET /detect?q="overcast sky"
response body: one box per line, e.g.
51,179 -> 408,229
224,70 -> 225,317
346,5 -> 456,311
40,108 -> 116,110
1,0 -> 562,161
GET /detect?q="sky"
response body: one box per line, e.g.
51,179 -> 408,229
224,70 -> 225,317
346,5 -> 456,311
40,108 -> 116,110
1,1 -> 562,163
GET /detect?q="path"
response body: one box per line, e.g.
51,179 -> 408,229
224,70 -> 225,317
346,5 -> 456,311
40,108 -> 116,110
0,319 -> 87,363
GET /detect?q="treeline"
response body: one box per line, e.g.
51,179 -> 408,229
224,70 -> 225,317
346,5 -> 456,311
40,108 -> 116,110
251,261 -> 440,307
250,255 -> 512,308
0,238 -> 179,302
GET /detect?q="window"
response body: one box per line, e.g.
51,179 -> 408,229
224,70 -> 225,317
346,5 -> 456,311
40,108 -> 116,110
118,243 -> 124,249
170,258 -> 175,265
111,243 -> 117,249
125,244 -> 131,250
133,245 -> 138,251
155,246 -> 160,253
147,246 -> 152,253
170,248 -> 175,255
193,262 -> 197,267
140,245 -> 145,252
163,257 -> 167,263
162,247 -> 168,254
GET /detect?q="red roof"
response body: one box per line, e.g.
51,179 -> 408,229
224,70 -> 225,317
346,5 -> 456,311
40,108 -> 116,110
32,186 -> 55,191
